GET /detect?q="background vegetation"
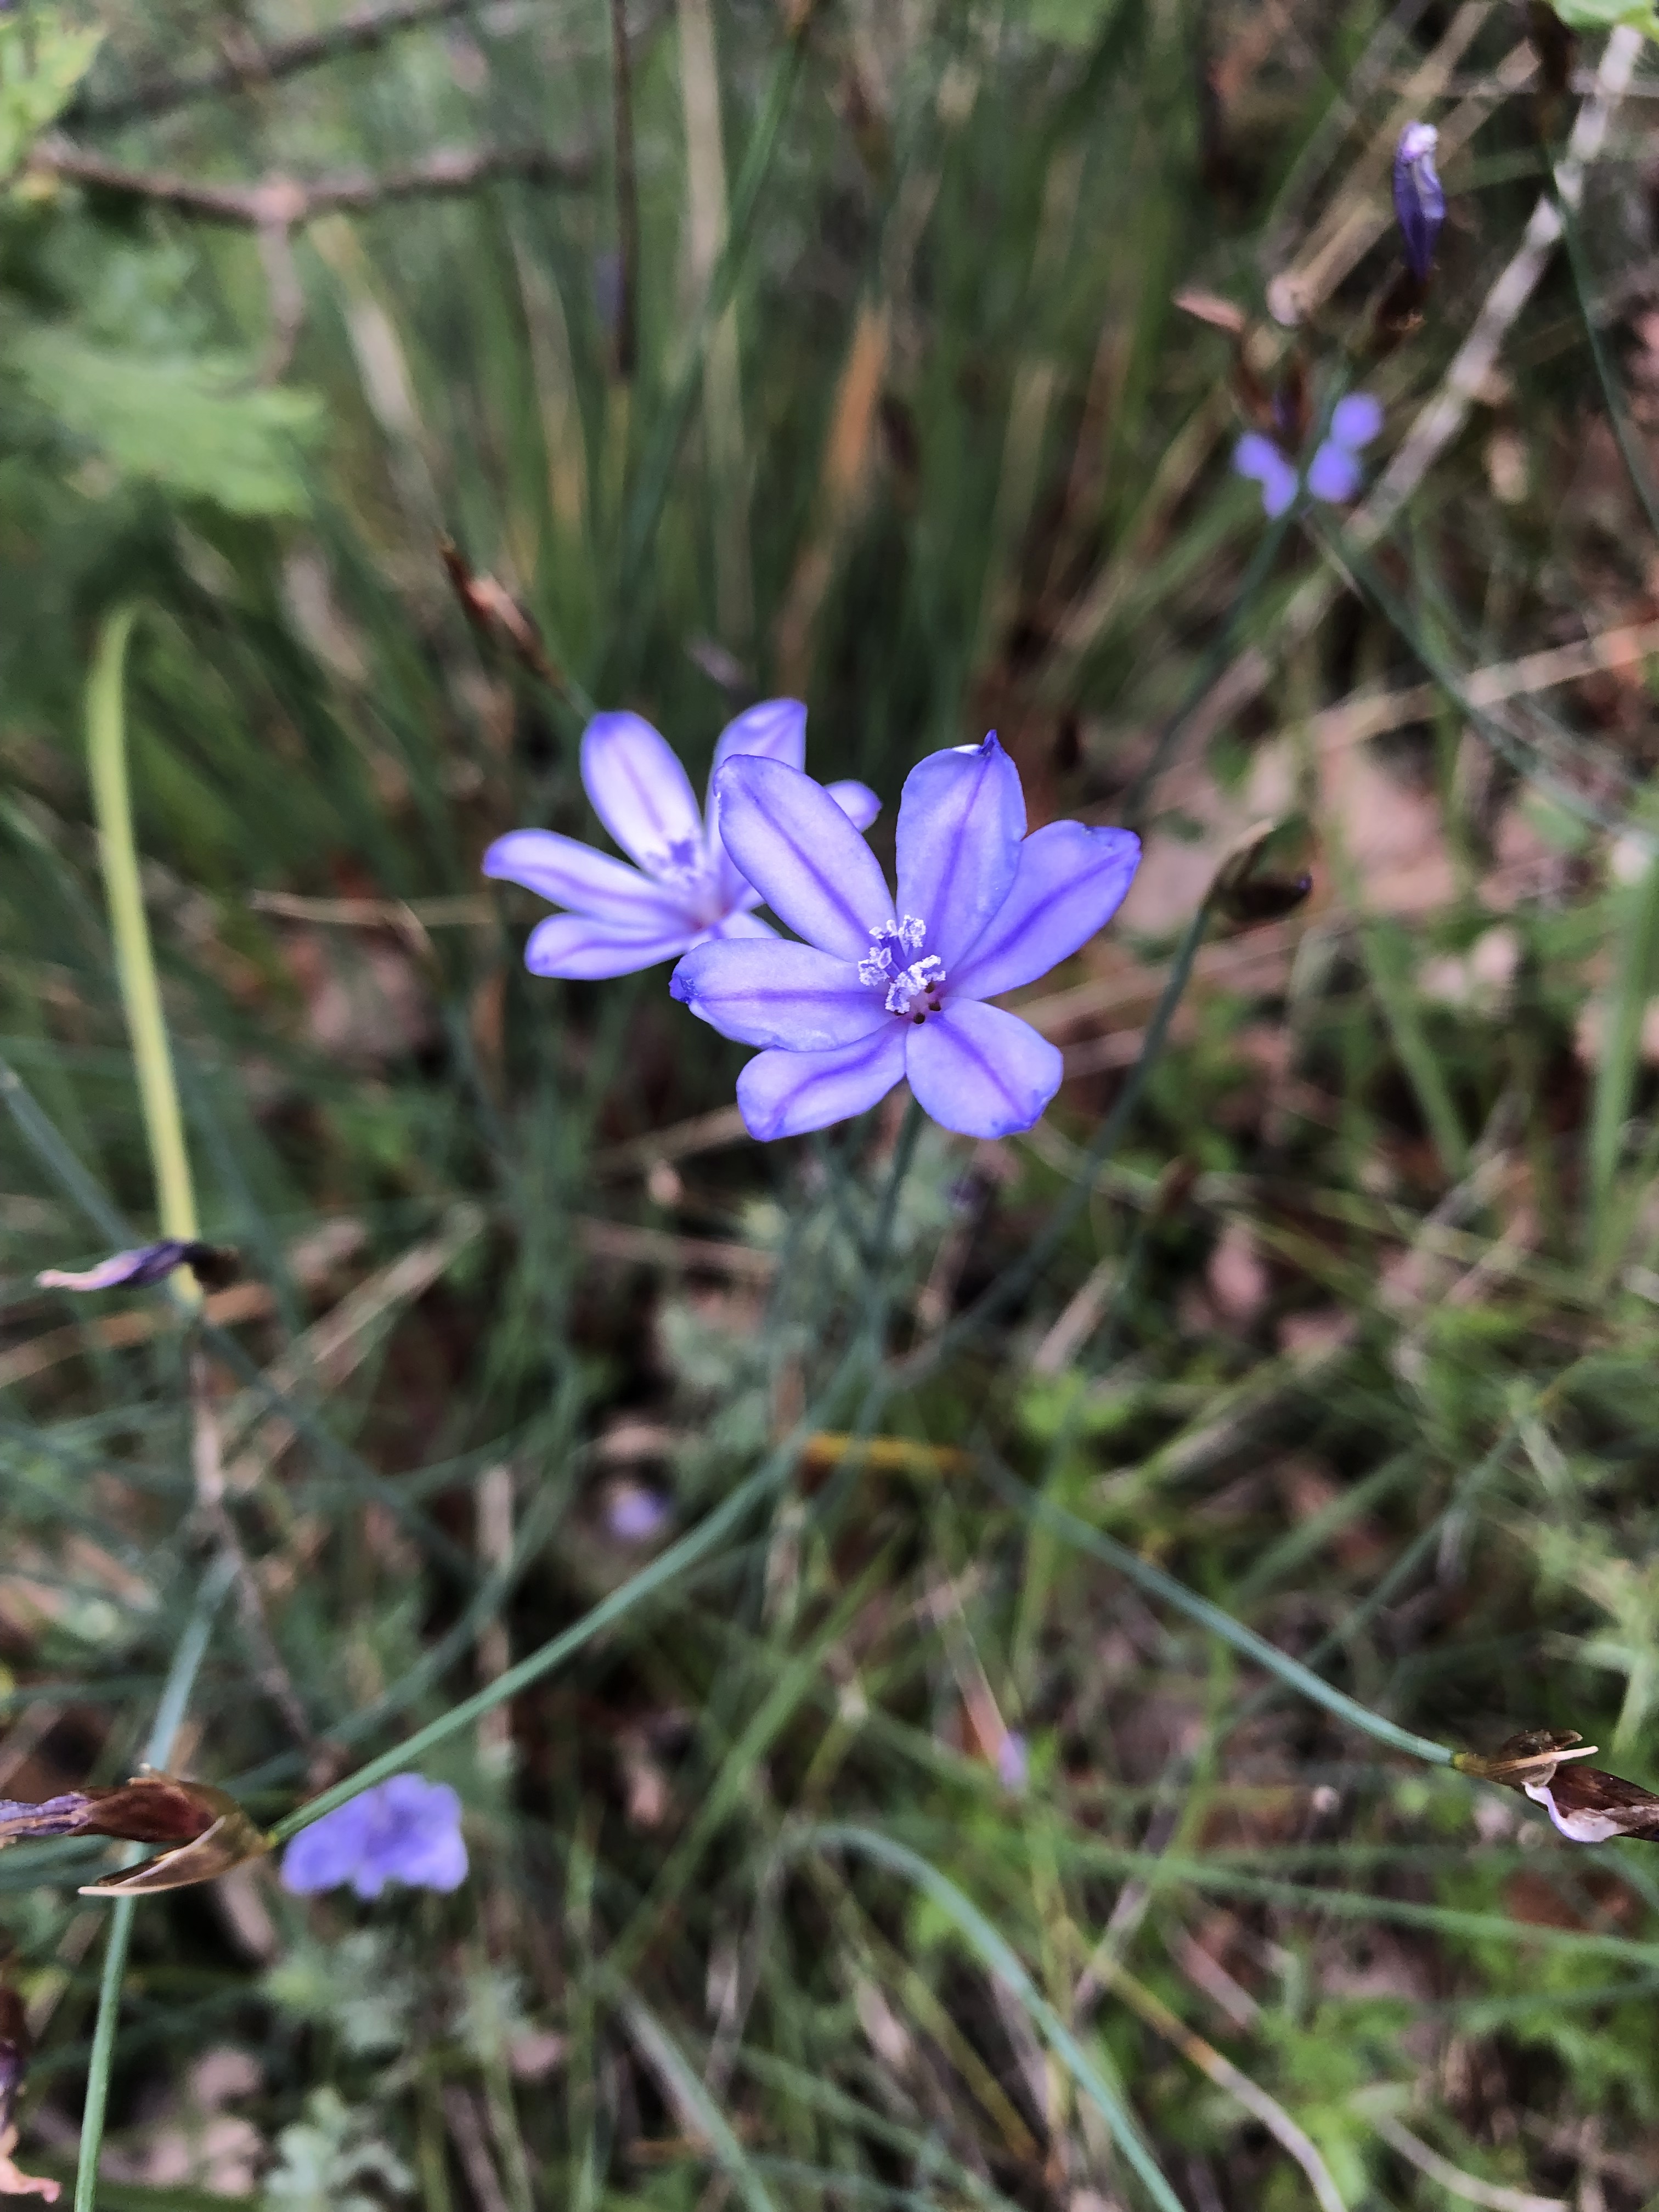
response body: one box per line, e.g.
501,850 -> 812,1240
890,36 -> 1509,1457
5,0 -> 1659,2203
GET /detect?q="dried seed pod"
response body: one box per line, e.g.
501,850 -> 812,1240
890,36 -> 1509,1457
0,1774 -> 272,1898
1211,816 -> 1316,930
1454,1729 -> 1659,1843
439,538 -> 560,686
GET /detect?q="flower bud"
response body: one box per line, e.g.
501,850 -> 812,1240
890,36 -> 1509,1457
1393,122 -> 1445,282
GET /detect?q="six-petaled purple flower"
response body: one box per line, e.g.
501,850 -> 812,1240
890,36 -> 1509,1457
668,735 -> 1139,1141
1234,392 -> 1383,519
280,1774 -> 467,1900
483,701 -> 879,979
1393,121 -> 1445,282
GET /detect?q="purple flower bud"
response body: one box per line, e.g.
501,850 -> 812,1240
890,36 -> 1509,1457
37,1241 -> 196,1292
996,1731 -> 1029,1792
1393,122 -> 1444,282
36,1240 -> 238,1293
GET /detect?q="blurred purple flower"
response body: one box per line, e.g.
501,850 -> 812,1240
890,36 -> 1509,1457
38,1242 -> 198,1292
280,1774 -> 467,1900
1393,121 -> 1444,281
996,1731 -> 1029,1791
483,701 -> 880,979
668,735 -> 1139,1141
1233,392 -> 1383,518
605,1481 -> 671,1543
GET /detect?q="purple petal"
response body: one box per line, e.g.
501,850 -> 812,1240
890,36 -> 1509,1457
580,712 -> 706,879
713,757 -> 893,961
894,736 -> 1026,969
904,1002 -> 1063,1138
1306,438 -> 1362,504
701,908 -> 777,942
359,1776 -> 467,1895
949,822 -> 1141,1002
1328,393 -> 1383,452
709,697 -> 808,782
670,940 -> 883,1050
36,1242 -> 193,1292
706,699 -> 810,907
735,1026 -> 907,1141
525,913 -> 692,978
996,1731 -> 1029,1791
826,780 -> 881,831
482,830 -> 688,930
1233,434 -> 1299,518
280,1795 -> 376,1895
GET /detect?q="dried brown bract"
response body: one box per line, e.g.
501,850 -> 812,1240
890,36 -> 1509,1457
0,1774 -> 272,1897
439,538 -> 560,687
1454,1729 -> 1659,1843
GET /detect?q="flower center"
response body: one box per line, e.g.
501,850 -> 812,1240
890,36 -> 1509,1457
859,916 -> 946,1021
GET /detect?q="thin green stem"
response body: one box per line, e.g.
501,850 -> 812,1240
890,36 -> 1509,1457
85,605 -> 200,1304
904,893 -> 1211,1381
267,1368 -> 860,1843
794,1826 -> 1185,2212
981,1454 -> 1454,1768
75,1551 -> 235,2212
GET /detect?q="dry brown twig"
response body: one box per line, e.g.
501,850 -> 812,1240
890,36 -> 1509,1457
28,136 -> 593,225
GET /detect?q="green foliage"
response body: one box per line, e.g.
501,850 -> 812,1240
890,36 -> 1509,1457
263,2090 -> 414,2211
1547,0 -> 1659,32
9,329 -> 319,516
0,10 -> 101,179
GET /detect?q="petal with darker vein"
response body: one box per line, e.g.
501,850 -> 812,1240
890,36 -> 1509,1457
904,1000 -> 1063,1138
736,1026 -> 907,1141
670,940 -> 883,1050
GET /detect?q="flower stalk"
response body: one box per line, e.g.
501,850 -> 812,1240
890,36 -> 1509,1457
85,605 -> 201,1309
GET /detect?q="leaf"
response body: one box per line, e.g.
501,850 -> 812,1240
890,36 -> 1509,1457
8,328 -> 319,516
1548,0 -> 1659,30
1023,0 -> 1122,46
0,13 -> 103,180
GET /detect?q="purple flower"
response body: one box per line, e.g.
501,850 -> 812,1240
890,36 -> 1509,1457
605,1481 -> 672,1543
1233,392 -> 1383,518
280,1774 -> 467,1900
1393,121 -> 1445,282
483,701 -> 879,979
668,735 -> 1139,1141
996,1731 -> 1029,1791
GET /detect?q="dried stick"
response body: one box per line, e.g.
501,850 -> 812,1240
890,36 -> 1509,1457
29,136 -> 592,225
80,0 -> 475,126
79,0 -> 674,128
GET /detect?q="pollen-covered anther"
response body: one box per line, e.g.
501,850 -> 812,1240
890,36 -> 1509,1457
884,955 -> 946,1018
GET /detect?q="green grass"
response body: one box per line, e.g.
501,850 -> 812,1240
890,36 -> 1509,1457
4,0 -> 1659,2205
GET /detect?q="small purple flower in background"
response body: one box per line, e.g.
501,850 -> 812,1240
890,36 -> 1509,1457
280,1774 -> 466,1900
1233,392 -> 1383,518
605,1481 -> 672,1544
669,735 -> 1139,1142
1393,121 -> 1445,282
996,1731 -> 1029,1792
483,701 -> 879,979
